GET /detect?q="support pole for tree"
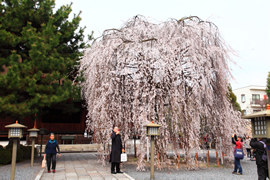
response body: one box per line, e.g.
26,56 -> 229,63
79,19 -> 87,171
147,137 -> 149,162
150,136 -> 155,180
219,137 -> 223,165
195,153 -> 198,165
134,137 -> 136,158
11,138 -> 18,180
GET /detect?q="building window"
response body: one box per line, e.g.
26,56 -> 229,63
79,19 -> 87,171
252,94 -> 260,104
253,109 -> 260,113
243,110 -> 246,115
241,94 -> 245,103
254,117 -> 266,135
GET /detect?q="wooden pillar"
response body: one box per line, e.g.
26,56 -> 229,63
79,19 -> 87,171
195,152 -> 198,165
10,139 -> 18,180
222,152 -> 225,165
178,153 -> 180,168
216,151 -> 220,167
207,150 -> 209,167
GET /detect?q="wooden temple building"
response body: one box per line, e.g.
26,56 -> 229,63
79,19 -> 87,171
0,108 -> 93,144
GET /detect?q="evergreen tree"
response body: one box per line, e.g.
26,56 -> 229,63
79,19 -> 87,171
266,72 -> 270,100
0,0 -> 92,120
228,84 -> 241,112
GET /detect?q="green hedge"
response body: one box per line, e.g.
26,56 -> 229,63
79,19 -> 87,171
20,145 -> 32,159
0,144 -> 37,165
0,150 -> 12,165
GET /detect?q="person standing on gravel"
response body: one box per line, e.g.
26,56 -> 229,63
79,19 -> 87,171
250,137 -> 268,180
110,127 -> 124,174
204,134 -> 208,149
245,135 -> 251,158
207,135 -> 212,150
232,133 -> 243,175
44,133 -> 61,173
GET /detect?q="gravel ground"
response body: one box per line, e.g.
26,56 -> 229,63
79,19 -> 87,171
123,157 -> 258,180
0,157 -> 43,180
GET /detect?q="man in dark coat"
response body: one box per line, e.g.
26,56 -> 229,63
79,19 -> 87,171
250,138 -> 268,180
111,127 -> 123,174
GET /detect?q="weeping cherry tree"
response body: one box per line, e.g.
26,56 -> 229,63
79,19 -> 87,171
78,16 -> 244,170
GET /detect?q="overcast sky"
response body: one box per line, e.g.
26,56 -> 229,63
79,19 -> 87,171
55,0 -> 270,89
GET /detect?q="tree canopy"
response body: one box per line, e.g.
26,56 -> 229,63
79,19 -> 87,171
0,0 -> 92,120
79,16 -> 244,169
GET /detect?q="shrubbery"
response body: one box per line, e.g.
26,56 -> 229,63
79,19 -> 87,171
0,144 -> 37,165
21,145 -> 32,159
0,150 -> 12,165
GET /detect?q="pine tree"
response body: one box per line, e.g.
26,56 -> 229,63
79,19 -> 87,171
0,0 -> 92,120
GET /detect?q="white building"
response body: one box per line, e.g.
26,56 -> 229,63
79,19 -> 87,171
233,85 -> 267,115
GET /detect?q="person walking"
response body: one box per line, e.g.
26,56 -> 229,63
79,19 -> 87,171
207,135 -> 212,150
110,127 -> 124,174
250,137 -> 268,180
44,133 -> 61,173
245,135 -> 251,158
232,133 -> 243,175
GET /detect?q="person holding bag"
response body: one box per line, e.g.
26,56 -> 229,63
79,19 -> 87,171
232,133 -> 243,175
110,127 -> 124,174
44,133 -> 61,173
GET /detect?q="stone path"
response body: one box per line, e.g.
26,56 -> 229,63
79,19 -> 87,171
40,153 -> 133,180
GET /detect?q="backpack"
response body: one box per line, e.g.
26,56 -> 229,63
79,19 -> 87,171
259,141 -> 267,162
234,143 -> 244,160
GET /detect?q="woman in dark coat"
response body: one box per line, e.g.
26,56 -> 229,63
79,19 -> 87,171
44,133 -> 61,173
110,127 -> 123,174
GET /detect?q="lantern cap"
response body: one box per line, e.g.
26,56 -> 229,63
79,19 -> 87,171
28,127 -> 39,132
5,121 -> 27,129
242,105 -> 270,119
144,121 -> 162,127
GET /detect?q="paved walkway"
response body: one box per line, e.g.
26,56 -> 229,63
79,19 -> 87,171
40,153 -> 134,180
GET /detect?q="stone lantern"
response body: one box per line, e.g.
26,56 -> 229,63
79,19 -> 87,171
28,127 -> 39,167
5,121 -> 26,139
5,121 -> 27,180
39,128 -> 46,157
144,121 -> 162,180
242,104 -> 270,176
242,104 -> 270,138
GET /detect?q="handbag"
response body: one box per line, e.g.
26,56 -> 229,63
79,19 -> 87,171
41,156 -> 46,168
121,153 -> 127,162
234,144 -> 244,159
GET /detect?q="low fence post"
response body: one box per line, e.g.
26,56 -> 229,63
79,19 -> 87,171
207,150 -> 209,167
216,151 -> 220,167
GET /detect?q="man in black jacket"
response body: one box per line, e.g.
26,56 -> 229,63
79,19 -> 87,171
110,127 -> 124,174
250,138 -> 268,180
